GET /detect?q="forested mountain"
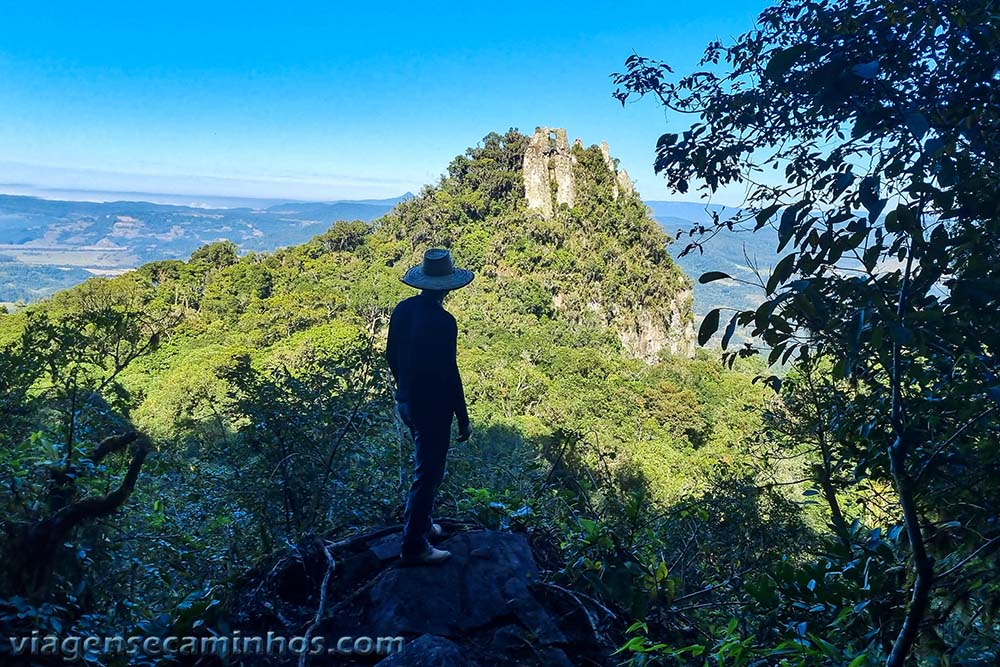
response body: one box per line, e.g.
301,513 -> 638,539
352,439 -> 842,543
0,129 -> 779,665
652,203 -> 785,320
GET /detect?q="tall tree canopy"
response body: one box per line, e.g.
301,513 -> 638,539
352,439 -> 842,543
615,0 -> 999,665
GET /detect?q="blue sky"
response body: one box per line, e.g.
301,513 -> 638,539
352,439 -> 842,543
0,1 -> 769,206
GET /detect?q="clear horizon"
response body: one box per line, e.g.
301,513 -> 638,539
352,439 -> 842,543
0,1 -> 769,207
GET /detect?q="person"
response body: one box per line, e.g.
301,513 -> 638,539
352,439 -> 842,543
386,248 -> 473,565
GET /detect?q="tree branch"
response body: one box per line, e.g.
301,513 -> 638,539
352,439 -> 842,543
89,431 -> 140,464
33,436 -> 150,552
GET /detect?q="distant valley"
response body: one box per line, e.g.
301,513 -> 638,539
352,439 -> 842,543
0,194 -> 409,304
648,201 -> 784,320
0,193 -> 782,320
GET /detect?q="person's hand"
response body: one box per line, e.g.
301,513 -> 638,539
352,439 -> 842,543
456,420 -> 472,443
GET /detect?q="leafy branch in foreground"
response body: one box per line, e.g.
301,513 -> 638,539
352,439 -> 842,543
615,0 -> 999,664
1,278 -> 179,599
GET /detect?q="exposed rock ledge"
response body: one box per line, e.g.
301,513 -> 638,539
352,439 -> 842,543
230,526 -> 618,666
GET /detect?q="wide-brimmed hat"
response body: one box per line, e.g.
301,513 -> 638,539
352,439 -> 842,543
401,248 -> 474,290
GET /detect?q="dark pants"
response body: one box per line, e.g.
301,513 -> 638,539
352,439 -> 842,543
397,401 -> 452,556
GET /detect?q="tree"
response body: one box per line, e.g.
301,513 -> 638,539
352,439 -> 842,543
614,1 -> 999,664
190,240 -> 239,270
1,278 -> 179,597
757,359 -> 857,548
217,320 -> 388,541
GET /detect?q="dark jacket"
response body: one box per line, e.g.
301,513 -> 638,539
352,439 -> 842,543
386,293 -> 469,425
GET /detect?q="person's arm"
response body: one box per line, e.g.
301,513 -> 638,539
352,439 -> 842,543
454,364 -> 470,428
446,315 -> 472,441
386,306 -> 401,388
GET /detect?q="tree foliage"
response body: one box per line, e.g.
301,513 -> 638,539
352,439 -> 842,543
614,0 -> 999,664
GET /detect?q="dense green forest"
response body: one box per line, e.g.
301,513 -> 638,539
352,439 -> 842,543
1,1 -> 998,666
0,129 -> 777,663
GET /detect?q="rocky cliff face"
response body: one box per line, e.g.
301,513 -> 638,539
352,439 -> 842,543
522,127 -> 638,218
522,127 -> 576,217
617,288 -> 696,360
598,141 -> 635,201
573,289 -> 696,362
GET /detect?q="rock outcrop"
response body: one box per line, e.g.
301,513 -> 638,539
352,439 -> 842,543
617,288 -> 696,360
521,126 -> 694,359
231,526 -> 618,666
366,531 -> 555,639
523,127 -> 576,217
523,128 -> 636,218
616,168 -> 634,198
375,634 -> 465,667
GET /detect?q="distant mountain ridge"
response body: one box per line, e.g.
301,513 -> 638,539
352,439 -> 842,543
645,200 -> 783,320
0,190 -> 781,317
0,193 -> 407,303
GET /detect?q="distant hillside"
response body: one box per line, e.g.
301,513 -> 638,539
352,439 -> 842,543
0,187 -> 784,318
0,194 -> 408,303
647,201 -> 785,322
0,253 -> 93,306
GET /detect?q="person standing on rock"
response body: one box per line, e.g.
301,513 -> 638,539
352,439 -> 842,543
386,248 -> 474,565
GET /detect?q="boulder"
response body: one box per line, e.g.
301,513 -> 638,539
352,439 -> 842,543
367,531 -> 562,642
374,634 -> 466,667
233,527 -> 617,666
